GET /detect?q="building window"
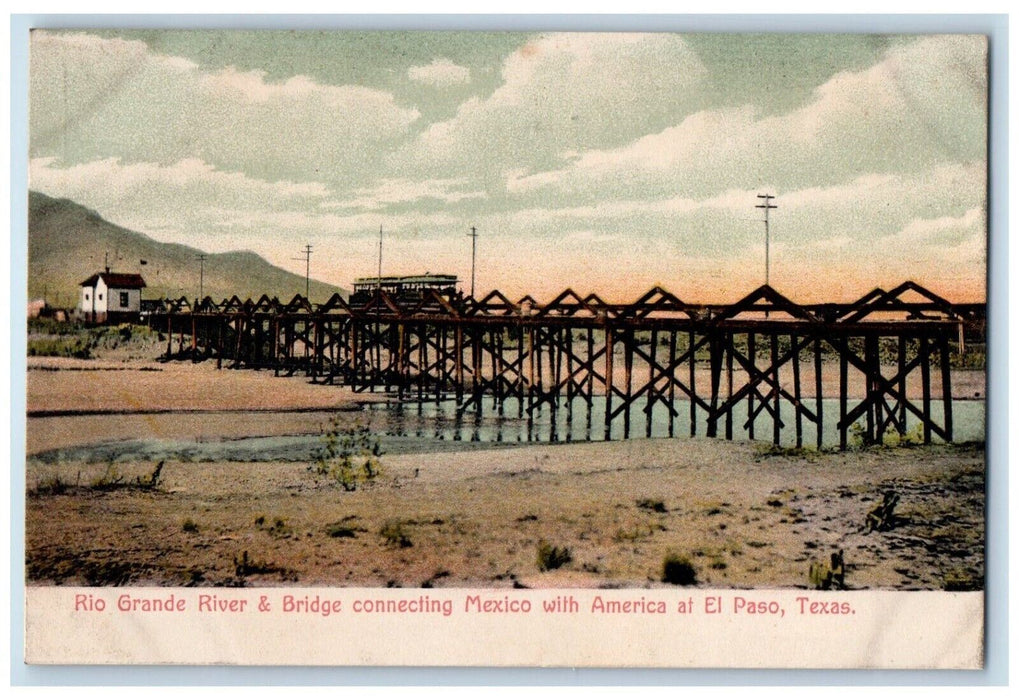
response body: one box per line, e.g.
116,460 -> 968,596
98,294 -> 103,301
84,293 -> 90,301
120,292 -> 129,307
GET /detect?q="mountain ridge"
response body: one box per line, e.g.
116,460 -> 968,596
27,191 -> 347,307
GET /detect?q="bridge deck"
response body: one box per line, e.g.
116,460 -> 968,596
150,281 -> 985,450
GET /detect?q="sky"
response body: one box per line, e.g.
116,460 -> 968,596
28,30 -> 987,303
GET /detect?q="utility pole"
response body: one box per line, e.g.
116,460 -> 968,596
196,254 -> 207,300
376,225 -> 383,321
377,225 -> 383,290
755,194 -> 777,287
467,225 -> 478,298
292,244 -> 313,299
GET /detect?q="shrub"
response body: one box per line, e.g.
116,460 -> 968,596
380,519 -> 413,548
636,498 -> 667,513
234,550 -> 274,576
254,515 -> 292,538
91,462 -> 125,490
325,523 -> 358,538
311,418 -> 384,491
30,474 -> 68,496
90,461 -> 163,492
536,540 -> 572,571
182,518 -> 199,534
943,568 -> 982,591
808,550 -> 846,590
135,461 -> 164,489
662,552 -> 697,585
27,336 -> 92,359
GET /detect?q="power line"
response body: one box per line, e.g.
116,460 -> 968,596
755,194 -> 778,287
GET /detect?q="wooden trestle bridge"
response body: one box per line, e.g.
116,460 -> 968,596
152,281 -> 985,450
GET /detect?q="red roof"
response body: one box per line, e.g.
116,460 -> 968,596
80,272 -> 147,289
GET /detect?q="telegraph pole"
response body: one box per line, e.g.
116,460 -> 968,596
467,225 -> 478,298
292,244 -> 312,299
376,225 -> 383,321
196,254 -> 207,300
755,194 -> 778,286
377,225 -> 383,290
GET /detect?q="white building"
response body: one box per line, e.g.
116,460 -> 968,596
79,271 -> 147,323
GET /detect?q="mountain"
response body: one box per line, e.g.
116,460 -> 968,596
27,191 -> 347,308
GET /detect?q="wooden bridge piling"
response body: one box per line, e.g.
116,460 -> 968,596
152,281 -> 981,450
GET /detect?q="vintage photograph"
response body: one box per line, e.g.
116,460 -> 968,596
25,30 -> 986,597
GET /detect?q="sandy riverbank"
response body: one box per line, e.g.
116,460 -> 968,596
26,436 -> 983,590
24,356 -> 985,590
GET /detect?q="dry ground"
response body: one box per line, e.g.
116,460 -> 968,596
25,357 -> 985,590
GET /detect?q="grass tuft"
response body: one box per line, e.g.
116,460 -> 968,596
536,540 -> 572,572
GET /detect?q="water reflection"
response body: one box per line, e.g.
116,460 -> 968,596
364,395 -> 985,449
31,396 -> 985,465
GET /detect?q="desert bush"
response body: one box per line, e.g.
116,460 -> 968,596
27,322 -> 161,359
182,518 -> 199,534
943,568 -> 982,591
27,336 -> 92,359
325,523 -> 357,538
311,418 -> 384,491
851,421 -> 927,450
326,517 -> 365,538
809,550 -> 846,590
848,421 -> 867,449
90,461 -> 163,491
380,519 -> 413,548
135,461 -> 164,489
254,515 -> 292,538
950,347 -> 986,371
662,552 -> 697,585
27,317 -> 88,335
233,550 -> 295,580
536,540 -> 572,572
613,522 -> 665,542
30,474 -> 69,496
898,423 -> 926,447
636,498 -> 667,513
91,462 -> 125,489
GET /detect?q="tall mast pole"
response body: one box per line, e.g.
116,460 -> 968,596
755,194 -> 778,286
304,244 -> 312,299
467,225 -> 478,298
291,245 -> 312,299
378,225 -> 383,290
196,254 -> 207,300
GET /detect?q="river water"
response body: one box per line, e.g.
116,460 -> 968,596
31,395 -> 986,464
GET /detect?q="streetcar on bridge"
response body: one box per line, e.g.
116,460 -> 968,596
350,273 -> 460,305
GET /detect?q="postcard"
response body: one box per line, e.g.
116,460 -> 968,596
22,28 -> 987,668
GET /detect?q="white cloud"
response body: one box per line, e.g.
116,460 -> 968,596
30,156 -> 332,210
407,58 -> 471,87
468,162 -> 987,300
27,32 -> 987,302
504,35 -> 987,202
29,155 -> 465,284
30,31 -> 420,184
395,32 -> 707,176
321,178 -> 487,211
